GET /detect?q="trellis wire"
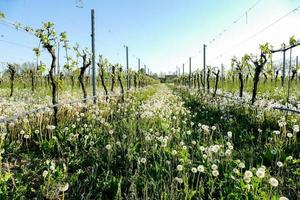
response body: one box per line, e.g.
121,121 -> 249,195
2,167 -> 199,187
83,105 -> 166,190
216,94 -> 300,115
273,106 -> 300,114
184,86 -> 300,115
0,93 -> 124,124
213,91 -> 300,115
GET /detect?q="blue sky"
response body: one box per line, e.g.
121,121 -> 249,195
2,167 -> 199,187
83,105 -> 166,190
0,0 -> 300,74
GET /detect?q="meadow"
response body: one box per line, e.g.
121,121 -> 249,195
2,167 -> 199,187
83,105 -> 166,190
0,81 -> 299,199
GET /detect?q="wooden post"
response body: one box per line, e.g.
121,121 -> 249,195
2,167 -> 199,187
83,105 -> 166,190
182,64 -> 185,86
91,9 -> 96,103
138,58 -> 141,88
189,57 -> 191,89
287,48 -> 292,106
125,46 -> 129,90
203,44 -> 206,92
57,42 -> 60,75
221,64 -> 224,81
296,56 -> 298,82
282,43 -> 286,87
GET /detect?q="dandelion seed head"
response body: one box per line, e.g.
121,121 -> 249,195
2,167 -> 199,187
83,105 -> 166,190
197,165 -> 205,172
238,162 -> 245,169
24,134 -> 30,139
243,176 -> 251,183
269,177 -> 279,187
287,132 -> 293,138
177,164 -> 183,171
212,170 -> 219,177
191,167 -> 197,173
271,149 -> 277,155
225,149 -> 232,156
233,168 -> 239,174
244,170 -> 253,178
211,164 -> 218,170
42,170 -> 48,177
256,168 -> 265,178
140,157 -> 147,164
176,177 -> 183,184
105,144 -> 112,150
277,161 -> 283,168
172,150 -> 177,156
273,130 -> 280,135
286,156 -> 293,161
50,165 -> 55,171
279,197 -> 289,200
227,131 -> 232,138
293,125 -> 299,133
258,128 -> 262,133
59,183 -> 69,192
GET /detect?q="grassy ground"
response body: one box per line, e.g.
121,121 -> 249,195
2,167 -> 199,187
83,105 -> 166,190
0,84 -> 298,199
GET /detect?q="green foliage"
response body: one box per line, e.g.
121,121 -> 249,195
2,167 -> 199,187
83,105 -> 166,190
289,35 -> 297,46
0,12 -> 5,20
0,83 -> 298,199
259,42 -> 271,54
232,55 -> 250,71
60,32 -> 68,42
24,26 -> 34,33
35,22 -> 57,48
33,48 -> 40,57
35,22 -> 67,50
38,63 -> 47,73
64,58 -> 77,71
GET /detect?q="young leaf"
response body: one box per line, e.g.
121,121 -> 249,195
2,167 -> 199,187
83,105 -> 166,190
38,63 -> 47,73
0,12 -> 5,20
33,48 -> 40,57
289,35 -> 297,46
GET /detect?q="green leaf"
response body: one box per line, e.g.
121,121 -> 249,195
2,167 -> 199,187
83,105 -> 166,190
3,173 -> 11,182
60,31 -> 68,42
38,63 -> 47,73
33,48 -> 40,57
0,12 -> 5,20
289,35 -> 297,46
24,26 -> 34,33
259,42 -> 271,54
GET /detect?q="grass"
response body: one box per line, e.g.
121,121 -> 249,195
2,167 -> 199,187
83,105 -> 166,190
0,83 -> 299,199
